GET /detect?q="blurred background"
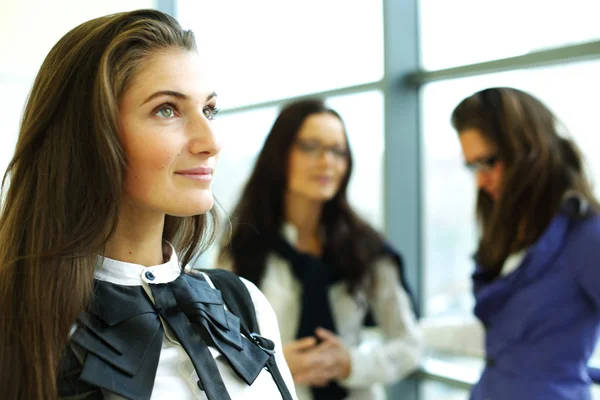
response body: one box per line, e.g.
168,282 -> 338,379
2,0 -> 600,398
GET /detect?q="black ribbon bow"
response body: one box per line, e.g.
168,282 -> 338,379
65,272 -> 271,400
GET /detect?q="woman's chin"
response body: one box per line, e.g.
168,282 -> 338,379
313,191 -> 337,202
166,198 -> 215,217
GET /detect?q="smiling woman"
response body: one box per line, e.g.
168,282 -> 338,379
0,9 -> 296,400
117,49 -> 220,222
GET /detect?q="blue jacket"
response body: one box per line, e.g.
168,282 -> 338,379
470,206 -> 600,400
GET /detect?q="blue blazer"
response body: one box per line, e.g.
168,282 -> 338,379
470,205 -> 600,400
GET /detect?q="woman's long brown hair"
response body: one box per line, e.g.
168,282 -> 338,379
452,87 -> 599,276
0,10 -> 218,399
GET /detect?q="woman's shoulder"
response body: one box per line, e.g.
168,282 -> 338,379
193,269 -> 275,323
214,253 -> 235,271
575,212 -> 600,231
568,212 -> 600,248
370,246 -> 404,279
192,268 -> 255,296
238,276 -> 273,314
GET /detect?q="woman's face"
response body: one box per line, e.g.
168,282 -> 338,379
287,112 -> 349,202
458,128 -> 505,201
119,48 -> 220,217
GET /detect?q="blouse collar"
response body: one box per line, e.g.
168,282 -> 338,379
281,222 -> 326,245
94,241 -> 180,286
282,222 -> 299,245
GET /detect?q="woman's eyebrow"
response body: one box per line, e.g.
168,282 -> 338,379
141,90 -> 217,106
142,90 -> 187,105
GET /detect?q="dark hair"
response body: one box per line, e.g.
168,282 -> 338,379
221,99 -> 386,294
451,87 -> 599,275
0,9 -> 218,399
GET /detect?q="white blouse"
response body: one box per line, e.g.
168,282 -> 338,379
94,244 -> 297,400
245,224 -> 423,400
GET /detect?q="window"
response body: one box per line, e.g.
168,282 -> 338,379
419,0 -> 600,70
419,0 -> 600,393
176,0 -> 384,109
211,106 -> 280,214
0,80 -> 29,176
0,0 -> 156,177
327,90 -> 385,230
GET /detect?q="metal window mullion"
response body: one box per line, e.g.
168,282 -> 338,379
157,0 -> 176,16
407,40 -> 600,86
214,80 -> 385,116
383,0 -> 421,397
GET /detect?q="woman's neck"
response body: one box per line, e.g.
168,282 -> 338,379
104,199 -> 166,266
284,193 -> 323,255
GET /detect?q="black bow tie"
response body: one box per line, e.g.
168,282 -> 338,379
69,272 -> 270,400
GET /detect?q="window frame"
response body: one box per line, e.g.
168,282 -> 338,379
159,0 -> 600,397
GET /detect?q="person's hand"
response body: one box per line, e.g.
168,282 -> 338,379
314,327 -> 352,381
283,330 -> 352,386
283,337 -> 330,384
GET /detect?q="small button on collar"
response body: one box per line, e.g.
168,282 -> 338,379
145,271 -> 156,281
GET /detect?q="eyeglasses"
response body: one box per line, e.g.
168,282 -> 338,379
295,140 -> 349,160
465,154 -> 500,173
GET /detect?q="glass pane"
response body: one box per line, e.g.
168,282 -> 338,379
176,0 -> 384,108
196,90 -> 385,267
422,59 -> 600,318
0,81 -> 29,177
2,0 -> 156,76
420,380 -> 470,400
419,0 -> 600,70
327,90 -> 385,230
0,0 -> 156,177
593,385 -> 600,399
211,106 -> 280,214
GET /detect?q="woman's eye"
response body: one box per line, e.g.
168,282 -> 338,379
203,106 -> 220,121
155,105 -> 176,119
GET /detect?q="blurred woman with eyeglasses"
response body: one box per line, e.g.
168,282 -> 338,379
451,87 -> 600,400
218,99 -> 422,400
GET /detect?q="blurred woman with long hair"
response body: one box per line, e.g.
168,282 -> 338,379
220,99 -> 421,400
451,87 -> 600,399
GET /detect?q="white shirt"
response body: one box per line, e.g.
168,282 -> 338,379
244,224 -> 423,400
94,244 -> 297,400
